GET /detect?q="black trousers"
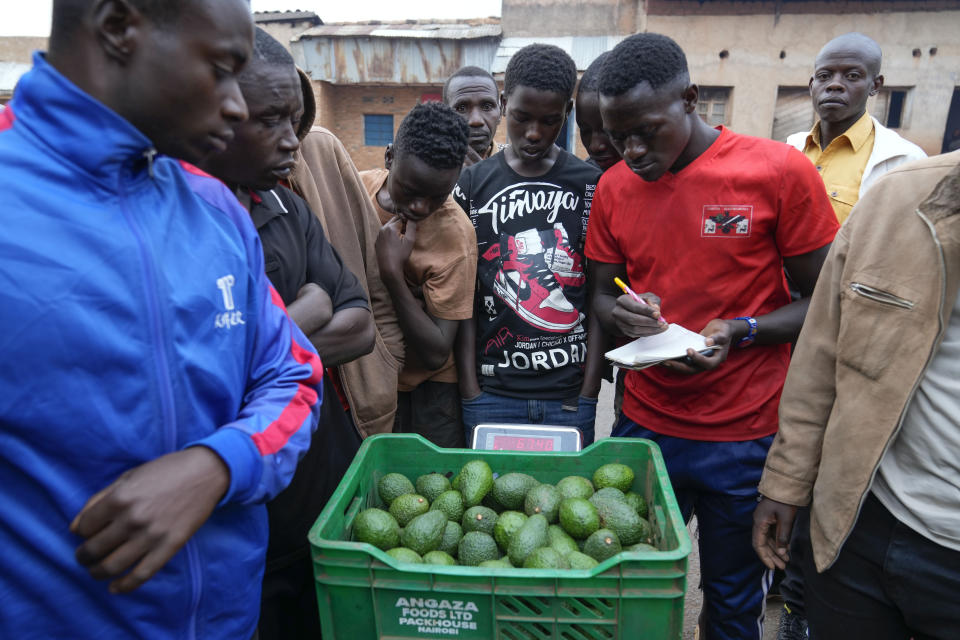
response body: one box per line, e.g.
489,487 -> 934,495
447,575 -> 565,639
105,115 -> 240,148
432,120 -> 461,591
803,493 -> 960,640
395,380 -> 465,448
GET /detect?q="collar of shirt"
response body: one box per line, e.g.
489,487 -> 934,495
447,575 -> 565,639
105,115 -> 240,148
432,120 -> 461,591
807,110 -> 874,154
248,188 -> 289,230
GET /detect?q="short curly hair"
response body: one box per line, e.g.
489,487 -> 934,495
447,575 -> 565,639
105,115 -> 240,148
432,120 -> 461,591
598,33 -> 689,97
577,51 -> 610,96
394,102 -> 469,170
503,43 -> 577,100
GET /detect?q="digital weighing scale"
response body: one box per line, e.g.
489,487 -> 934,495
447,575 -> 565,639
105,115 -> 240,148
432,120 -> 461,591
470,424 -> 583,452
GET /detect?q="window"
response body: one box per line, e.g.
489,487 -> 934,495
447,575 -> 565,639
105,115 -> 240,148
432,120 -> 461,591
364,114 -> 394,146
873,88 -> 909,129
771,87 -> 815,142
697,87 -> 732,127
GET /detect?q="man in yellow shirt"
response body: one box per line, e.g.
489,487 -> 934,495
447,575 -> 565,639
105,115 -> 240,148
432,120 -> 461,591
787,33 -> 925,224
777,32 -> 926,640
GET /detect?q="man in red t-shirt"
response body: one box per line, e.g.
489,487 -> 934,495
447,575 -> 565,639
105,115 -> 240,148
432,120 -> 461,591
585,34 -> 838,640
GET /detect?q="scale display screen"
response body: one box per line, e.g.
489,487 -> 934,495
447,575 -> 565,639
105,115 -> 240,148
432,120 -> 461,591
489,434 -> 560,451
472,424 -> 582,452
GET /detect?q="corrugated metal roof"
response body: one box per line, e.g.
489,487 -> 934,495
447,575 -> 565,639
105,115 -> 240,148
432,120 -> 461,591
296,34 -> 500,84
492,36 -> 626,73
296,22 -> 501,41
254,10 -> 321,24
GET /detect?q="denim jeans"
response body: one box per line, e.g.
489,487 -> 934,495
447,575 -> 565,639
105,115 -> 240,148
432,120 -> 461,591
461,391 -> 597,448
803,493 -> 960,640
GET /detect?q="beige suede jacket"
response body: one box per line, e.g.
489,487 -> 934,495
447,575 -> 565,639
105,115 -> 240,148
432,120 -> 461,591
759,151 -> 960,572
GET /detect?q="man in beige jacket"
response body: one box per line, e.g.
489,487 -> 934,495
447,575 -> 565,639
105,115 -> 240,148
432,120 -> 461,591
289,70 -> 405,438
754,151 -> 960,639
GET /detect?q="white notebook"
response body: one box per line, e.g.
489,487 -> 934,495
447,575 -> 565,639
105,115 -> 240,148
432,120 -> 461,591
605,323 -> 711,370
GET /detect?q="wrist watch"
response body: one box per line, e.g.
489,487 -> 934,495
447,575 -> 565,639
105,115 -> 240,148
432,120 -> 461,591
734,316 -> 758,347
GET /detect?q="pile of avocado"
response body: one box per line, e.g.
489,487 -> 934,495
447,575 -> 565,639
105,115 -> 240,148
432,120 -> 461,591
351,460 -> 658,570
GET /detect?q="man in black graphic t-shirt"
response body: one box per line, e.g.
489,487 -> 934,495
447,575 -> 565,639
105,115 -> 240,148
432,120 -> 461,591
454,44 -> 602,446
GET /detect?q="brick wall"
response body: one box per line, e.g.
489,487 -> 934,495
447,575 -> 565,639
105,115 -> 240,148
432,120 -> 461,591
311,81 -> 592,171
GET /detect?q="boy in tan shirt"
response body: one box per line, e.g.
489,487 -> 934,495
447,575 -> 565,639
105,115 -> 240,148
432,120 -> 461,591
360,102 -> 477,447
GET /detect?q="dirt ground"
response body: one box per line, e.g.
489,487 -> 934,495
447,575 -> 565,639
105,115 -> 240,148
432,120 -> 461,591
594,379 -> 782,639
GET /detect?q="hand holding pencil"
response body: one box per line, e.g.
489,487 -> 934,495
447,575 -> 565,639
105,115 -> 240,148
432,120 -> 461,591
611,277 -> 668,338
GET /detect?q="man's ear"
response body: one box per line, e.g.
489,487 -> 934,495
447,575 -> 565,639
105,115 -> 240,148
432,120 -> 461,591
564,99 -> 574,117
384,144 -> 394,170
870,74 -> 885,96
682,84 -> 700,114
93,0 -> 142,65
500,92 -> 508,115
808,76 -> 815,96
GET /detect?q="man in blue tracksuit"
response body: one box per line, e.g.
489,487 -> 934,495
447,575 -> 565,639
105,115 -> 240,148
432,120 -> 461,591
0,1 -> 322,638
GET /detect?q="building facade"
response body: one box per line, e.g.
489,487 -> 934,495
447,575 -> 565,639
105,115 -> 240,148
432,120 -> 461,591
294,0 -> 960,169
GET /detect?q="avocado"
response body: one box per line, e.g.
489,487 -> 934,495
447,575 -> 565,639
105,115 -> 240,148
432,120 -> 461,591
400,510 -> 448,556
558,497 -> 600,540
353,508 -> 400,551
462,506 -> 499,535
592,463 -> 635,493
422,550 -> 457,565
378,473 -> 415,506
566,551 -> 599,570
589,487 -> 628,508
438,521 -> 462,557
547,525 -> 579,556
430,490 -> 465,522
507,513 -> 548,567
459,460 -> 494,507
626,542 -> 658,552
493,511 -> 528,550
415,473 -> 452,503
556,475 -> 595,500
492,473 -> 539,511
624,491 -> 649,519
583,529 -> 621,563
389,493 -> 429,527
458,531 -> 500,566
523,547 -> 567,569
386,547 -> 423,564
524,484 -> 561,523
478,558 -> 514,568
595,499 -> 649,546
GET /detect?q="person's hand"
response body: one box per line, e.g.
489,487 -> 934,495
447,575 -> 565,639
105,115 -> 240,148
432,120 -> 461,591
70,447 -> 230,594
289,283 -> 333,333
660,318 -> 735,375
463,145 -> 485,167
611,292 -> 667,338
752,497 -> 798,570
376,216 -> 417,282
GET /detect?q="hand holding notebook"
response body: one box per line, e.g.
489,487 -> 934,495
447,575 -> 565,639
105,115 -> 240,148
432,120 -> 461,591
605,323 -> 713,370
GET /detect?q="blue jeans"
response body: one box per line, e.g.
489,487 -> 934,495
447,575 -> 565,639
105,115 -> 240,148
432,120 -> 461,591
613,416 -> 774,640
461,391 -> 597,448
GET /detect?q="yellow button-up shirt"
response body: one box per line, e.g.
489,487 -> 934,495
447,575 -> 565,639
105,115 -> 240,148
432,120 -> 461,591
802,111 -> 875,224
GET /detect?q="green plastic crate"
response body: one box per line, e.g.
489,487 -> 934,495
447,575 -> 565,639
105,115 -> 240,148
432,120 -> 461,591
309,434 -> 690,639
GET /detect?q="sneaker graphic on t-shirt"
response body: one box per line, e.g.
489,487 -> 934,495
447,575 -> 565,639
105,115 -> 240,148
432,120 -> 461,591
486,228 -> 580,332
542,222 -> 585,287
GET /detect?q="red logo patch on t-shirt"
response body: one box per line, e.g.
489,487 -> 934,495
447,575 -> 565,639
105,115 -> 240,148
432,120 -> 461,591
701,205 -> 753,238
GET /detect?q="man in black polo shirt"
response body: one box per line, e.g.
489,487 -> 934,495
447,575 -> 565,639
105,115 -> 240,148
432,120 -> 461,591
200,28 -> 375,640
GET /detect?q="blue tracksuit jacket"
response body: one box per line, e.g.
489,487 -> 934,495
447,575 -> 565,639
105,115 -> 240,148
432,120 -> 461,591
0,54 -> 323,639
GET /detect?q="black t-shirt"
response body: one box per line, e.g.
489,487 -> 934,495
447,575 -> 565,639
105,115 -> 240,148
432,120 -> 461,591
250,185 -> 368,566
454,150 -> 601,399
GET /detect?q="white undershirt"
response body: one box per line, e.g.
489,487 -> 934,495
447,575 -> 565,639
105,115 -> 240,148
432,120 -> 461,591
873,287 -> 960,551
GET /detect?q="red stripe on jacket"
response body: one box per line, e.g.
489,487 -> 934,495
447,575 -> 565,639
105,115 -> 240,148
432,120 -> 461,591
178,159 -> 214,178
251,286 -> 323,455
0,105 -> 15,132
